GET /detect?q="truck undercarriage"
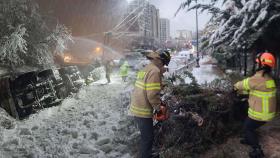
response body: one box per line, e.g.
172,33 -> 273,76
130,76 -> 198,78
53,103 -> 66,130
0,66 -> 83,119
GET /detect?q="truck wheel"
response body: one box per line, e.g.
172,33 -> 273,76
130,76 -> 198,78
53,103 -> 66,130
64,74 -> 75,94
56,85 -> 68,99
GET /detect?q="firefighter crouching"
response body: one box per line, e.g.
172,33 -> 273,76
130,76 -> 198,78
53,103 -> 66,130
129,50 -> 171,158
234,52 -> 277,158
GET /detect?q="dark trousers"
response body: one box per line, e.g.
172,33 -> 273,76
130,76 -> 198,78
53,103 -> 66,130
106,73 -> 111,83
243,117 -> 265,148
134,117 -> 154,158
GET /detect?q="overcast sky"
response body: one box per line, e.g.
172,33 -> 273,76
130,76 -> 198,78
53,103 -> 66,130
148,0 -> 213,37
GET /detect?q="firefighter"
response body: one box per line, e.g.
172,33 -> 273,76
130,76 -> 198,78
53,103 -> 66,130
119,60 -> 129,82
129,50 -> 171,158
234,52 -> 277,158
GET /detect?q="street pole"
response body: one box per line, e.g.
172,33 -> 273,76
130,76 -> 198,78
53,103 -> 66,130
196,0 -> 200,67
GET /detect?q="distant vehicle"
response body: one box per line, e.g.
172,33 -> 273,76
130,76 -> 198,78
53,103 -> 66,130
173,50 -> 195,65
178,50 -> 194,60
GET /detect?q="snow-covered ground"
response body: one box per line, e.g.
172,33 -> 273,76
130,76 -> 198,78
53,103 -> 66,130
0,75 -> 135,158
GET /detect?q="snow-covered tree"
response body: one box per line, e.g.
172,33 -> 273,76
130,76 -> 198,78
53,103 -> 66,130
0,0 -> 72,71
179,0 -> 280,72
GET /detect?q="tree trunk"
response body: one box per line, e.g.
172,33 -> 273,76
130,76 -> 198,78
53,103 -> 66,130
251,50 -> 256,75
276,54 -> 280,82
238,51 -> 242,73
244,50 -> 247,76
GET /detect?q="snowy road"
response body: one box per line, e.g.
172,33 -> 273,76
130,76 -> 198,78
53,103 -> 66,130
195,57 -> 224,83
184,56 -> 224,84
0,76 -> 134,158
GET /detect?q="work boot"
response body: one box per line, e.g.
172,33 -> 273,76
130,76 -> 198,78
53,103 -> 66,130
249,147 -> 264,158
240,138 -> 250,145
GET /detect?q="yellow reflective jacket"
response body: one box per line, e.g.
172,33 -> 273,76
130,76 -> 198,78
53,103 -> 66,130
129,63 -> 162,118
234,71 -> 277,121
119,62 -> 129,77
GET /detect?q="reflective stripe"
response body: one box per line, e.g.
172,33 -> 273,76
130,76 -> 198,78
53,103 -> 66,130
163,52 -> 170,59
248,108 -> 276,121
145,87 -> 161,90
243,78 -> 250,90
262,98 -> 268,113
130,105 -> 152,116
262,58 -> 272,63
249,89 -> 276,120
135,81 -> 161,90
266,80 -> 276,88
137,71 -> 146,80
250,90 -> 276,98
136,81 -> 160,87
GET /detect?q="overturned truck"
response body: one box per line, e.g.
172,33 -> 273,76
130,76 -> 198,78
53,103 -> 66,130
0,66 -> 83,119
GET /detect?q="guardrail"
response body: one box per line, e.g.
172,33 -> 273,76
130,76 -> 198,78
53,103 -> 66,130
174,60 -> 197,75
166,60 -> 197,78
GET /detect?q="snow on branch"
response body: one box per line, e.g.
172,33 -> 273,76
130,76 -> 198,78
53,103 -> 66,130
209,0 -> 272,49
46,25 -> 73,55
0,25 -> 27,67
188,4 -> 230,17
0,0 -> 73,69
252,9 -> 267,27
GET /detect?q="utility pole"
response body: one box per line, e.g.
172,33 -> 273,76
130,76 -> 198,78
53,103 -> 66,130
195,0 -> 200,67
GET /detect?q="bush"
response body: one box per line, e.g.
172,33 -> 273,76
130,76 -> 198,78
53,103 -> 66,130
155,72 -> 247,157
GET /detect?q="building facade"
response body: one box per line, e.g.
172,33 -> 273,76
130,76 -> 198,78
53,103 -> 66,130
125,0 -> 160,49
160,18 -> 170,44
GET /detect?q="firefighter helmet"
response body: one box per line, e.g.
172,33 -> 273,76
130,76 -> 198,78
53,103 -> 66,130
146,51 -> 160,60
256,52 -> 276,68
158,49 -> 171,66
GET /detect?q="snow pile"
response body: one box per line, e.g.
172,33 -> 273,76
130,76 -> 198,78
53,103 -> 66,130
0,108 -> 16,130
90,66 -> 105,81
0,76 -> 136,158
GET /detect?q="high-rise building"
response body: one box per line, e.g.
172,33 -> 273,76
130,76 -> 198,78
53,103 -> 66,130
124,0 -> 160,48
160,18 -> 170,43
149,4 -> 160,40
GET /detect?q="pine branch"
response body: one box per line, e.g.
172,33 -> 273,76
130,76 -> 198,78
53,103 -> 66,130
188,4 -> 230,17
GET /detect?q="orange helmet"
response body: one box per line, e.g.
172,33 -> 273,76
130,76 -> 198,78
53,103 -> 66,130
256,52 -> 276,68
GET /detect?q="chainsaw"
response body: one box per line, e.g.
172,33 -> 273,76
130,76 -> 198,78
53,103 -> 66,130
153,101 -> 204,127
